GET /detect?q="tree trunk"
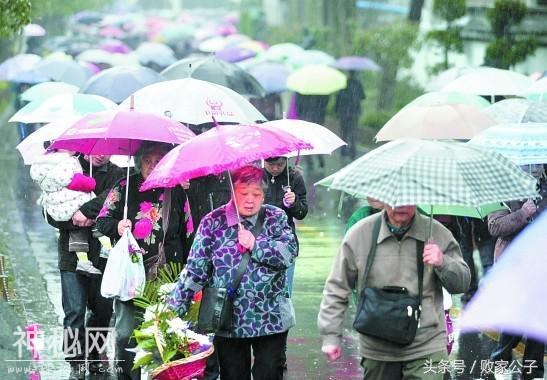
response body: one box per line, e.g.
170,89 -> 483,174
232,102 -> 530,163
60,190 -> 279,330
377,65 -> 398,110
408,0 -> 425,23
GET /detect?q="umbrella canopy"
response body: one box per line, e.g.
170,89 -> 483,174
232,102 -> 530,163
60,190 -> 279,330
521,77 -> 547,102
246,61 -> 290,94
468,123 -> 547,165
425,66 -> 474,92
140,124 -> 312,191
15,59 -> 93,87
441,67 -> 534,97
100,39 -> 132,54
48,109 -> 195,156
332,56 -> 381,72
459,211 -> 547,342
287,64 -> 346,95
288,50 -> 335,69
216,45 -> 257,63
259,119 -> 346,156
10,93 -> 116,124
0,54 -> 41,81
20,82 -> 79,102
80,66 -> 165,103
408,91 -> 491,109
15,119 -> 134,167
418,203 -> 506,219
161,56 -> 265,97
315,138 -> 538,207
484,98 -> 547,124
135,42 -> 176,68
375,102 -> 496,141
262,43 -> 304,62
120,78 -> 265,125
23,23 -> 46,37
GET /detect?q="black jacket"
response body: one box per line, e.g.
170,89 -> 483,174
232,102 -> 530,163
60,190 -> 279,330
96,173 -> 190,267
46,156 -> 124,271
186,173 -> 232,231
263,166 -> 307,249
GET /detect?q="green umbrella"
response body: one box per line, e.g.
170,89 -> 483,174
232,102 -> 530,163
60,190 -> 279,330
20,81 -> 79,102
417,203 -> 507,219
287,64 -> 346,95
316,139 -> 538,208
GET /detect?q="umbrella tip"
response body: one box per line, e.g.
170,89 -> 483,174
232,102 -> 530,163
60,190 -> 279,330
212,116 -> 219,127
130,95 -> 134,110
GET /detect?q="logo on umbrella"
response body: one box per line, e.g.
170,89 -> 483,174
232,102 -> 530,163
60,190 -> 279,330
205,98 -> 235,117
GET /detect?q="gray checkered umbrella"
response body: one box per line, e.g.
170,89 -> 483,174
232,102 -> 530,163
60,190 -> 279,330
316,139 -> 538,207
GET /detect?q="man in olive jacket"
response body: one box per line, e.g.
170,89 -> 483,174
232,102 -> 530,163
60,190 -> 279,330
46,155 -> 123,379
318,206 -> 470,380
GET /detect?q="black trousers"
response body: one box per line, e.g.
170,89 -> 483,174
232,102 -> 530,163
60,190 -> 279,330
214,332 -> 288,380
490,333 -> 545,380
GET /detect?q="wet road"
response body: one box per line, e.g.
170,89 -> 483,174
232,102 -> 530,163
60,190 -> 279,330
0,105 -> 544,380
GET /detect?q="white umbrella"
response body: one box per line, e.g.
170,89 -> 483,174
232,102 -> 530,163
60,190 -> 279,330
441,67 -> 534,98
119,78 -> 265,125
15,119 -> 134,167
425,66 -> 474,92
260,119 -> 346,157
521,77 -> 547,102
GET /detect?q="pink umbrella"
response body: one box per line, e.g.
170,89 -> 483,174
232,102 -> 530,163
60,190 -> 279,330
49,108 -> 195,156
49,107 -> 195,218
141,124 -> 312,191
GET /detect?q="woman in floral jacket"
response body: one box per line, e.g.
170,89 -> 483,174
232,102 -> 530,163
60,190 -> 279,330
168,165 -> 297,380
96,141 -> 191,380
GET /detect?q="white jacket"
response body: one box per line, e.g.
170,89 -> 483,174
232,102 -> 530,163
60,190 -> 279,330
30,153 -> 94,221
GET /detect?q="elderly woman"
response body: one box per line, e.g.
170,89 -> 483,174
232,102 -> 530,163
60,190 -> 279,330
168,165 -> 297,380
96,141 -> 190,380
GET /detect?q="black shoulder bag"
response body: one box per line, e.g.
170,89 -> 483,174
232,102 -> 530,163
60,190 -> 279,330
197,207 -> 266,334
353,217 -> 424,346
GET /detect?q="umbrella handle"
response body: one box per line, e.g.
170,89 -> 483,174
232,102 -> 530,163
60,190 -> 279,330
123,156 -> 130,220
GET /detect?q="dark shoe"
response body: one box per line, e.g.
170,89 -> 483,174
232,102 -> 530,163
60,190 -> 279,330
88,353 -> 109,374
69,362 -> 86,380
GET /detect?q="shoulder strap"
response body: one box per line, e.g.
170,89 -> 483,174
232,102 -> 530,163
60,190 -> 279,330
229,206 -> 266,296
363,215 -> 425,301
362,216 -> 382,286
157,188 -> 172,262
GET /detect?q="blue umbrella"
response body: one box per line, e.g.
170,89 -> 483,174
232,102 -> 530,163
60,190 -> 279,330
14,59 -> 93,87
460,211 -> 547,343
247,61 -> 290,94
468,123 -> 547,165
80,66 -> 165,103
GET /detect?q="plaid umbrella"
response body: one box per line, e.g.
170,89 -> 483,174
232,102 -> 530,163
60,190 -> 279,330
316,139 -> 538,207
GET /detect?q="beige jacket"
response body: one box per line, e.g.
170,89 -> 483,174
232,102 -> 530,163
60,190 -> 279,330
318,211 -> 470,362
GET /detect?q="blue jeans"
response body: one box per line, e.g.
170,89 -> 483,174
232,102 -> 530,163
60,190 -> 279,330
60,270 -> 113,361
114,299 -> 141,379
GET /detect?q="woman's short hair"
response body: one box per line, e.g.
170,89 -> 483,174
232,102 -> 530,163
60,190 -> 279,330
231,165 -> 267,192
134,141 -> 173,174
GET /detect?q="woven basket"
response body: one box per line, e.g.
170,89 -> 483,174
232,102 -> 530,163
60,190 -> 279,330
151,345 -> 214,380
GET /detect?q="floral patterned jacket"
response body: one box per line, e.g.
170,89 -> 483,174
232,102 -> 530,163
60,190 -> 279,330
167,201 -> 297,338
96,173 -> 191,269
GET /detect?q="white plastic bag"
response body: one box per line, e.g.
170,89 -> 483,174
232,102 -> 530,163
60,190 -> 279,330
101,230 -> 146,301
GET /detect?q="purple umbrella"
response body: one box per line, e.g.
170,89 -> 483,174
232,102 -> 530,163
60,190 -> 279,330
459,211 -> 547,342
100,39 -> 131,54
247,61 -> 290,94
333,56 -> 381,72
216,46 -> 256,63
